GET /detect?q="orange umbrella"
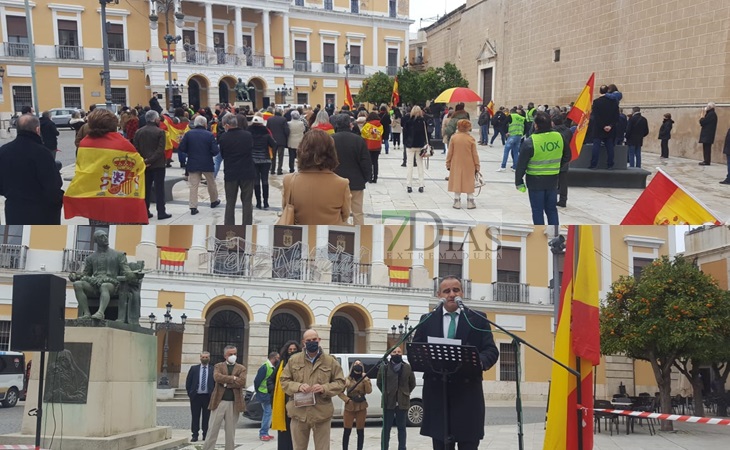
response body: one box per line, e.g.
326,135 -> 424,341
434,87 -> 482,103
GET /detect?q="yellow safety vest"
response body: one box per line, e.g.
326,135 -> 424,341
526,131 -> 562,176
508,114 -> 525,136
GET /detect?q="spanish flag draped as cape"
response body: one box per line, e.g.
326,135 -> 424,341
64,132 -> 148,224
160,115 -> 189,160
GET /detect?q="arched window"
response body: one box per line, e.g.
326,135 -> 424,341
330,316 -> 355,354
206,310 -> 245,364
269,313 -> 302,354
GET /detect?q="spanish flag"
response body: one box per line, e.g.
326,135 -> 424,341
389,266 -> 410,283
344,78 -> 354,109
64,133 -> 148,224
566,73 -> 595,161
391,76 -> 400,106
159,247 -> 187,267
486,100 -> 495,117
621,168 -> 722,225
160,115 -> 189,160
543,225 -> 598,450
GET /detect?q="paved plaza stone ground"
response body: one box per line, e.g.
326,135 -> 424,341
1,130 -> 727,226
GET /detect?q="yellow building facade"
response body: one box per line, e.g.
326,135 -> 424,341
0,224 -> 677,400
0,0 -> 411,114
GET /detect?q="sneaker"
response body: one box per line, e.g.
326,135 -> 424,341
467,199 -> 476,209
260,436 -> 273,442
496,167 -> 505,172
453,199 -> 461,209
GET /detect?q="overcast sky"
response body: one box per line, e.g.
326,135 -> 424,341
410,0 -> 466,32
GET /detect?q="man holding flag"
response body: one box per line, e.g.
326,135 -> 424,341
567,74 -> 594,161
391,76 -> 400,106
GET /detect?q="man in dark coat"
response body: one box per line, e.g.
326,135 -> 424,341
39,111 -> 59,158
377,347 -> 416,450
589,85 -> 620,169
133,110 -> 171,220
218,113 -> 256,225
266,108 -> 289,175
178,116 -> 221,215
552,114 -> 574,208
699,102 -> 718,165
0,114 -> 64,224
413,276 -> 500,450
379,105 -> 392,154
185,351 -> 215,442
331,114 -> 372,225
624,107 -> 649,168
149,92 -> 163,114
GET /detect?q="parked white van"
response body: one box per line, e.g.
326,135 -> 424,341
0,351 -> 25,408
244,353 -> 424,426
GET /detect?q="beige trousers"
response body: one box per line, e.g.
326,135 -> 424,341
290,418 -> 332,450
351,190 -> 364,225
188,172 -> 219,208
202,400 -> 238,450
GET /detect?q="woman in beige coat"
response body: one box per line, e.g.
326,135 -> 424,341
281,129 -> 352,224
446,119 -> 481,209
337,360 -> 372,450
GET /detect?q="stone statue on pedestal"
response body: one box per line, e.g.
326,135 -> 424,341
234,77 -> 250,102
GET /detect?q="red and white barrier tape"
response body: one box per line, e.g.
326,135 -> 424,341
594,408 -> 730,426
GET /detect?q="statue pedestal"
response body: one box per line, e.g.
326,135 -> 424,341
0,325 -> 186,450
234,101 -> 253,110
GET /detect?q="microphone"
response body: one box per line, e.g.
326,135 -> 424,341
455,297 -> 467,312
433,298 -> 445,311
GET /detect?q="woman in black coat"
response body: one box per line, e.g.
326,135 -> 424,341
699,103 -> 718,165
658,113 -> 674,159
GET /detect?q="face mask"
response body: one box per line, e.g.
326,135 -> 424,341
305,341 -> 319,353
200,359 -> 209,365
227,355 -> 237,364
391,355 -> 403,364
353,366 -> 363,375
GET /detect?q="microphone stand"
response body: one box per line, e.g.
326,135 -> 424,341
458,301 -> 582,450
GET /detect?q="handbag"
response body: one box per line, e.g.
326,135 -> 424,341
474,171 -> 486,197
419,122 -> 433,158
276,174 -> 297,225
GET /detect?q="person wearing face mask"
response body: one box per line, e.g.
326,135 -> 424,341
272,341 -> 302,450
412,276 -> 500,450
202,345 -> 247,450
337,361 -> 372,450
280,329 -> 346,450
377,347 -> 416,450
185,351 -> 216,442
254,351 -> 281,442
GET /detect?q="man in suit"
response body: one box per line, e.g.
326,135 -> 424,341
266,107 -> 290,175
625,106 -> 649,168
589,85 -> 620,169
413,276 -> 500,450
186,351 -> 215,442
202,346 -> 247,450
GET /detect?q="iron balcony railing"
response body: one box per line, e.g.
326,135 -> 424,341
55,45 -> 83,60
4,42 -> 30,57
331,261 -> 371,285
348,64 -> 365,75
108,48 -> 128,62
386,65 -> 398,76
294,60 -> 311,72
322,62 -> 339,73
492,281 -> 530,303
433,277 -> 472,299
62,248 -> 94,273
0,244 -> 27,270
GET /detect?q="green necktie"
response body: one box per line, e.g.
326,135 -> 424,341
447,312 -> 458,339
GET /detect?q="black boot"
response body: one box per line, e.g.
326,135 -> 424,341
356,429 -> 364,450
342,428 -> 351,450
254,185 -> 262,209
262,184 -> 270,209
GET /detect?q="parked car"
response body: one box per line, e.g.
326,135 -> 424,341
47,108 -> 83,128
243,353 -> 424,427
0,351 -> 25,408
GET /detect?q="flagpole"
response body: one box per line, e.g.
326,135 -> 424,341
574,227 -> 584,450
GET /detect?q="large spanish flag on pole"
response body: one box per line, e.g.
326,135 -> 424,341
566,73 -> 595,161
544,225 -> 599,450
160,115 -> 190,160
344,78 -> 355,109
486,100 -> 495,117
391,76 -> 400,106
621,168 -> 722,225
64,133 -> 148,224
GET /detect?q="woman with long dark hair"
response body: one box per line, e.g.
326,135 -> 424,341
271,340 -> 301,450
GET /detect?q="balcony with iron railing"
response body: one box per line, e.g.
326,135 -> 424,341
108,48 -> 129,62
3,42 -> 30,58
294,60 -> 311,72
56,45 -> 83,60
348,64 -> 365,75
389,267 -> 412,288
386,65 -> 398,76
62,248 -> 94,273
492,282 -> 530,303
0,244 -> 27,270
322,61 -> 339,73
433,277 -> 472,299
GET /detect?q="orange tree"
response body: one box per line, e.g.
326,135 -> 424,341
600,255 -> 730,430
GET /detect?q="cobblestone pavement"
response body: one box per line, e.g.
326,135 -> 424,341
3,130 -> 728,226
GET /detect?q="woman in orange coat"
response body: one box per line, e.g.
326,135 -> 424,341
361,112 -> 383,183
446,119 -> 481,209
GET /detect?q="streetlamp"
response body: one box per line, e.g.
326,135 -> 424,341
276,83 -> 292,103
99,0 -> 120,110
153,302 -> 187,388
149,0 -> 185,111
388,315 -> 413,348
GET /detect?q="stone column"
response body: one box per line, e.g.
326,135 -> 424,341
411,223 -> 431,288
315,226 -> 332,282
372,25 -> 378,69
262,9 -> 272,66
282,12 -> 290,67
150,0 -> 159,49
135,225 -> 158,269
234,7 -> 243,50
371,226 -> 389,286
173,0 -> 183,38
179,318 -> 206,389
247,322 -> 270,386
316,325 -> 332,354
205,2 -> 214,52
254,225 -> 273,278
185,225 -> 208,273
365,328 -> 388,355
